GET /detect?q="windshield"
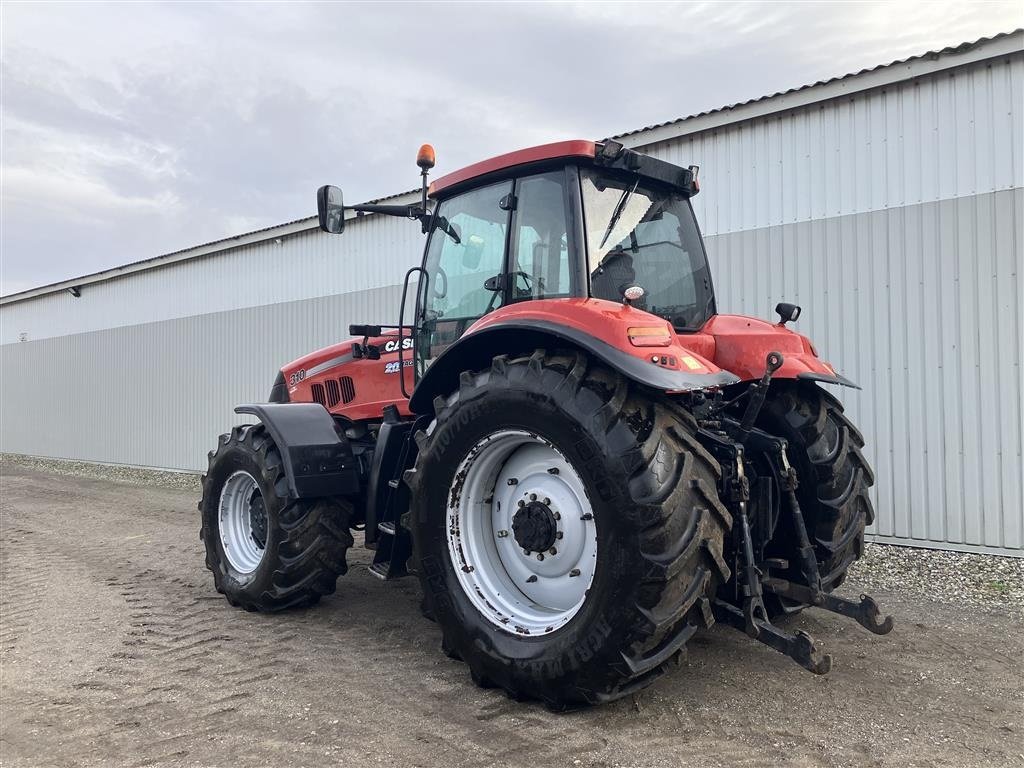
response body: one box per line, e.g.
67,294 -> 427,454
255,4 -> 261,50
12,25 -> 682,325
581,168 -> 715,330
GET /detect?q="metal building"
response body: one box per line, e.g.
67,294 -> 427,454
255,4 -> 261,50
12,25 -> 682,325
2,31 -> 1021,556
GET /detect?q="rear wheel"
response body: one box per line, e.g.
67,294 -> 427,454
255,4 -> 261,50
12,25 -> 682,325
408,350 -> 731,707
199,424 -> 354,611
758,383 -> 875,613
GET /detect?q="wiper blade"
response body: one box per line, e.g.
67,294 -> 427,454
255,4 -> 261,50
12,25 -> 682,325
434,215 -> 461,244
598,178 -> 639,250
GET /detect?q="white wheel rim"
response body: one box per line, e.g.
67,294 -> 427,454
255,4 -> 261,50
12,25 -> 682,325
446,429 -> 598,635
218,470 -> 267,574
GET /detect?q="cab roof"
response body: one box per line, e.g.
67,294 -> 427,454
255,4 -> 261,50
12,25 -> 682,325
428,140 -> 597,198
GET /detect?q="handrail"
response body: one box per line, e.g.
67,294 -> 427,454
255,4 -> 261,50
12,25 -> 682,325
397,266 -> 427,399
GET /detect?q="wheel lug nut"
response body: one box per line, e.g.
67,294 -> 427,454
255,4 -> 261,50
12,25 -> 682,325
543,498 -> 550,505
555,531 -> 563,539
523,549 -> 531,556
497,530 -> 509,538
529,493 -> 537,501
553,511 -> 561,520
549,547 -> 557,556
536,553 -> 545,561
518,500 -> 525,508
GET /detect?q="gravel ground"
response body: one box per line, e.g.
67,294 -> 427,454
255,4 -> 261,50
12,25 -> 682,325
1,456 -> 1022,768
852,542 -> 1024,614
0,453 -> 201,492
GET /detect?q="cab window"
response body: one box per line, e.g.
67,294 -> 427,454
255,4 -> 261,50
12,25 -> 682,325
509,172 -> 573,301
418,181 -> 511,371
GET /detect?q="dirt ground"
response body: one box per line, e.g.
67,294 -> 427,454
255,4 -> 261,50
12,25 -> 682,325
1,463 -> 1021,768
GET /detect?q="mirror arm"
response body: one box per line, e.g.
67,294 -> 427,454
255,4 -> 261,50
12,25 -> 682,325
347,203 -> 433,230
347,203 -> 421,217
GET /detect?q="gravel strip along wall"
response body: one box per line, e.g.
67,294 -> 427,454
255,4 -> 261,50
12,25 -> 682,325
4,452 -> 1022,615
1,453 -> 200,492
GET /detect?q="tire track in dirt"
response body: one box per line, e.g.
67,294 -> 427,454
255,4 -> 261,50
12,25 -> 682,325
1,499 -> 440,766
4,464 -> 1023,768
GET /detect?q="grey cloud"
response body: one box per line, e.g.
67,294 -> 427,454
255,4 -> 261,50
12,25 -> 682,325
1,1 -> 1020,294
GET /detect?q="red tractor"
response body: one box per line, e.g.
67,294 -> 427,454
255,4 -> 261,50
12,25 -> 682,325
200,139 -> 891,707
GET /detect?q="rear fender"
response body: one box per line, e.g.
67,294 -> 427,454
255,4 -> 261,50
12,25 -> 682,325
234,403 -> 361,499
699,314 -> 858,389
408,298 -> 739,414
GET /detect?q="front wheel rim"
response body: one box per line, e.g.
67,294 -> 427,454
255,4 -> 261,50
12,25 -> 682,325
446,430 -> 598,635
218,470 -> 267,574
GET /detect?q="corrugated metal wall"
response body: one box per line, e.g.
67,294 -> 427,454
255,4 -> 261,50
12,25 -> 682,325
0,285 -> 405,471
1,47 -> 1021,554
648,55 -> 1024,237
704,190 -> 1022,555
0,211 -> 424,345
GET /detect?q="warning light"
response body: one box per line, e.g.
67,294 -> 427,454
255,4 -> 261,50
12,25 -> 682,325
627,326 -> 672,347
417,144 -> 436,170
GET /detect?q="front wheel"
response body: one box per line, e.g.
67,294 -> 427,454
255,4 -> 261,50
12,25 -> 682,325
408,350 -> 732,707
199,424 -> 354,611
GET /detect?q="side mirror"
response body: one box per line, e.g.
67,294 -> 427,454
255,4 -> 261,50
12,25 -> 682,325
775,302 -> 801,325
317,185 -> 345,234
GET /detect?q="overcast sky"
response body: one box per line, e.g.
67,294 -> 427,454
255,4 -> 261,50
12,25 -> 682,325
1,1 -> 1020,295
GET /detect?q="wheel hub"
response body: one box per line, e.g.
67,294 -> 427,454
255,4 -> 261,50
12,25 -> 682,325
249,491 -> 268,549
218,470 -> 267,575
445,430 -> 597,635
512,500 -> 558,553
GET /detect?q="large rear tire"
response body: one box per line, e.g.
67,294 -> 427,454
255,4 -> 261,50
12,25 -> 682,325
408,350 -> 731,707
199,424 -> 354,611
758,383 -> 875,612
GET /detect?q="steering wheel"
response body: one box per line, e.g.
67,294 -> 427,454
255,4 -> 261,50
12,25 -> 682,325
484,284 -> 501,314
511,270 -> 533,296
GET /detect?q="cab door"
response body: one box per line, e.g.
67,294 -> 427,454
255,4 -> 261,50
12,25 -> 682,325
416,180 -> 513,375
506,170 -> 577,303
414,169 -> 579,377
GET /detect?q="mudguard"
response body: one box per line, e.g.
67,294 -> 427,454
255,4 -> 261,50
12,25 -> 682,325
696,314 -> 859,389
408,298 -> 740,414
234,403 -> 360,499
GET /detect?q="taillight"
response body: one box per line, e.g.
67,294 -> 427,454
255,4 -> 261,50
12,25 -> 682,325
627,326 -> 672,347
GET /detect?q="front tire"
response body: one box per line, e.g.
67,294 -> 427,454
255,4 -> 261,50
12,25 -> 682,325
199,424 -> 354,611
408,350 -> 731,707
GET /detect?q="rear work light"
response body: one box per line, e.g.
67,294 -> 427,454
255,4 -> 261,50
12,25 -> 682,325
627,326 -> 672,347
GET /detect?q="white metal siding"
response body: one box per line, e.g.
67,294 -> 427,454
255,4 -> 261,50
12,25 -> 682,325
704,189 -> 1022,554
0,213 -> 420,345
0,285 -> 405,471
646,55 -> 1024,237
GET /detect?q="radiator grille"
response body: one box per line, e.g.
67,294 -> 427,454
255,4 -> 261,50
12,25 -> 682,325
340,376 -> 356,404
311,377 -> 356,409
311,383 -> 326,406
325,379 -> 341,408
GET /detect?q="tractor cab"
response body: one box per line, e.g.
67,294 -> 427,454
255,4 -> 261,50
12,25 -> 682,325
415,141 -> 714,374
317,140 -> 724,399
